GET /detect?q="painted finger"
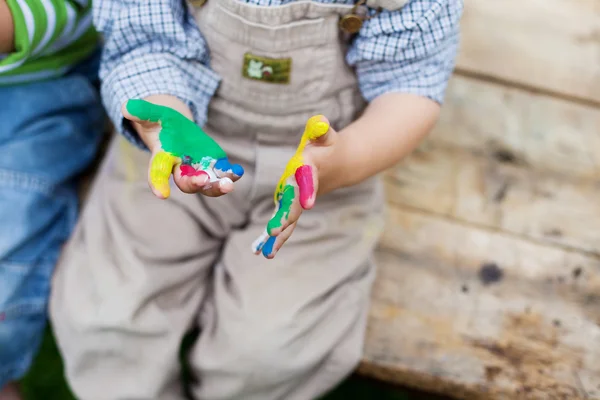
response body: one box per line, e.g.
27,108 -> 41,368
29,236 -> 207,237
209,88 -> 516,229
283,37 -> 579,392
173,164 -> 211,194
148,151 -> 178,199
273,186 -> 303,235
262,222 -> 297,259
252,205 -> 281,255
123,99 -> 173,124
304,115 -> 331,141
252,230 -> 270,255
266,183 -> 299,236
294,164 -> 318,210
197,177 -> 234,197
213,158 -> 245,181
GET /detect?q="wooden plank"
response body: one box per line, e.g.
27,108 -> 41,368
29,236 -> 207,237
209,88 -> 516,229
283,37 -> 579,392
384,145 -> 600,256
431,76 -> 600,180
457,0 -> 600,104
362,206 -> 600,399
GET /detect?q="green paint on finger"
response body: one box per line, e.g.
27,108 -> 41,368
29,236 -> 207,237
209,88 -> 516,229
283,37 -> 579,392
126,99 -> 227,162
126,99 -> 171,124
267,184 -> 295,234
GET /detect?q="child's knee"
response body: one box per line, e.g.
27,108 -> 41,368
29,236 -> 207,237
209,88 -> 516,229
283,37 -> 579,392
196,317 -> 361,391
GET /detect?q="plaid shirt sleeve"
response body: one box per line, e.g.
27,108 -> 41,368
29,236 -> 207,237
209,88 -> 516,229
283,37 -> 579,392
94,0 -> 220,148
347,0 -> 464,105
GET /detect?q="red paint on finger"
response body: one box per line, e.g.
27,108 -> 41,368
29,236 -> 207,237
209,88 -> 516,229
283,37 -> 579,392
295,165 -> 315,209
180,164 -> 209,179
180,164 -> 196,176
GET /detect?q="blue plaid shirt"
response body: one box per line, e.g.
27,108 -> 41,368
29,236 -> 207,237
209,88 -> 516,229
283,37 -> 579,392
95,0 -> 463,147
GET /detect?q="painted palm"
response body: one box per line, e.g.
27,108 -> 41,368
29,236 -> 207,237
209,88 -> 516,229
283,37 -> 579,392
125,99 -> 244,198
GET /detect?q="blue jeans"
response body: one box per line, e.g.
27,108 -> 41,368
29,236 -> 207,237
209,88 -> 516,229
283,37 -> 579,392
0,50 -> 104,386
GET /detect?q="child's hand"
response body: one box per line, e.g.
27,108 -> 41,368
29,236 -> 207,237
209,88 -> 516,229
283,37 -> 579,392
122,95 -> 244,199
252,116 -> 342,259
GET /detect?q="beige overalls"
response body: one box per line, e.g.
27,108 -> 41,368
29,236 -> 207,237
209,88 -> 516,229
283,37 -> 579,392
49,1 -> 397,399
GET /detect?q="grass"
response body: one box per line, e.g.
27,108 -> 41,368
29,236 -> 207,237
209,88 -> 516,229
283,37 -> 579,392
20,325 -> 447,400
20,326 -> 74,400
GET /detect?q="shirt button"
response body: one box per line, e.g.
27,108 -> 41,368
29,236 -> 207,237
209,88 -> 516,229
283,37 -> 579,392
339,14 -> 363,34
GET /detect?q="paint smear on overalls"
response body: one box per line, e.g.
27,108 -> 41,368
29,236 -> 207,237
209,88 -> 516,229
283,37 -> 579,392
252,115 -> 329,258
125,99 -> 244,198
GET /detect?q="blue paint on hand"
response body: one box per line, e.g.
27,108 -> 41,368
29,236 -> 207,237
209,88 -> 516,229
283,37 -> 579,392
214,158 -> 230,171
215,158 -> 245,177
231,164 -> 245,177
262,235 -> 277,257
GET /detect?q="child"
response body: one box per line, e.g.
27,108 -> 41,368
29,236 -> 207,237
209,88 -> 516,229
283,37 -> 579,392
50,0 -> 463,399
0,0 -> 104,399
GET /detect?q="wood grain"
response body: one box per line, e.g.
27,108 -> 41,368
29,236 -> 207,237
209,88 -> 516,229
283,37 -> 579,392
385,145 -> 600,256
430,76 -> 600,180
363,205 -> 600,399
457,0 -> 600,104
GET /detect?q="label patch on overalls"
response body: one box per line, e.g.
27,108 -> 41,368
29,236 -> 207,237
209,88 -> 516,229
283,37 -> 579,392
242,53 -> 291,84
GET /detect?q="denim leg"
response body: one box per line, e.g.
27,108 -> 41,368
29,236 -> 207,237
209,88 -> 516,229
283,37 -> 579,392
0,57 -> 104,386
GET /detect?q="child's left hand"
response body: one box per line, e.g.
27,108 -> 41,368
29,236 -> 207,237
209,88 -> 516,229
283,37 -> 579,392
252,116 -> 342,259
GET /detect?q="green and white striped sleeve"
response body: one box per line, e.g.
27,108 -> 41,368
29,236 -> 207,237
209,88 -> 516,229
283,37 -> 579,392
0,0 -> 98,84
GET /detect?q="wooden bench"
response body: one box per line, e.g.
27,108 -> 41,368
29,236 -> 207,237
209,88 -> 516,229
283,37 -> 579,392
359,1 -> 600,398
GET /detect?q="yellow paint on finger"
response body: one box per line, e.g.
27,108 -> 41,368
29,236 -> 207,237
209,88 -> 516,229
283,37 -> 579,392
150,151 -> 178,198
273,115 -> 330,203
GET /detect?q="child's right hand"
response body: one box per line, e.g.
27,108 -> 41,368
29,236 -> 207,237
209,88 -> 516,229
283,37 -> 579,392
122,95 -> 244,199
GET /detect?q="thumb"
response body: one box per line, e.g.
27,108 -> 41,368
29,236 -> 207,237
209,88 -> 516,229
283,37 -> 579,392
121,99 -> 164,152
122,99 -> 171,125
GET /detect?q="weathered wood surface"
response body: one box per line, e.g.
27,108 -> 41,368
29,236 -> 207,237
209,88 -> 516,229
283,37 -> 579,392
430,77 -> 600,180
457,0 -> 600,104
384,75 -> 600,255
360,72 -> 600,398
385,145 -> 600,256
363,206 -> 600,399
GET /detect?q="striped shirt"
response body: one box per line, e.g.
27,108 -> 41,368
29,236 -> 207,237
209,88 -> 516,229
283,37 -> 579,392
95,0 -> 463,148
0,0 -> 98,85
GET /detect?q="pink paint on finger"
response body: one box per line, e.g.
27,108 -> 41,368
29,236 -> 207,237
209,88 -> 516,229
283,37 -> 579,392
295,165 -> 315,209
180,164 -> 209,179
180,164 -> 196,176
